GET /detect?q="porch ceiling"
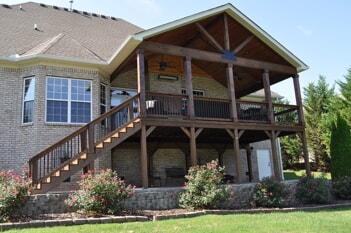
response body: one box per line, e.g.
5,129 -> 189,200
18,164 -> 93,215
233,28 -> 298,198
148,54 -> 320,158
115,11 -> 298,98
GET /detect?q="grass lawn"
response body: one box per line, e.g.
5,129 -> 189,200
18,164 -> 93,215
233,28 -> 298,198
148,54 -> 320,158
284,169 -> 331,180
5,207 -> 351,233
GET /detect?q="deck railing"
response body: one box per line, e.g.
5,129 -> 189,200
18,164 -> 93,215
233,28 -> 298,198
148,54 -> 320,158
29,94 -> 139,185
145,92 -> 300,124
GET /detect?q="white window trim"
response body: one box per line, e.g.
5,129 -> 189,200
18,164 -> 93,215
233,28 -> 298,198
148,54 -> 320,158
45,76 -> 92,124
22,76 -> 35,124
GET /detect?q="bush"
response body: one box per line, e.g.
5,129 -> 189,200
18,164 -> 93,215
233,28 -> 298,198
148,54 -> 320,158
65,169 -> 135,215
332,176 -> 351,200
295,175 -> 331,204
178,160 -> 232,210
0,170 -> 32,223
250,176 -> 288,208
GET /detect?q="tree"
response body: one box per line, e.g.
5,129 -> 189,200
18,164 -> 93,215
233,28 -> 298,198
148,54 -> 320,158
303,76 -> 336,171
337,67 -> 351,126
330,114 -> 351,180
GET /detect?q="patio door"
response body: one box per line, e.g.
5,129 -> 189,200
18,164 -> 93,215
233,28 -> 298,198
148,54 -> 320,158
257,149 -> 272,180
111,89 -> 137,127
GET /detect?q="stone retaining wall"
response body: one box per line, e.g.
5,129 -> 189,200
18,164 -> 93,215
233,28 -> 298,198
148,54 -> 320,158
16,181 -> 299,216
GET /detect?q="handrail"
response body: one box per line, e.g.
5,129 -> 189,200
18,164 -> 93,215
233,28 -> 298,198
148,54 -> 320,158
29,94 -> 140,184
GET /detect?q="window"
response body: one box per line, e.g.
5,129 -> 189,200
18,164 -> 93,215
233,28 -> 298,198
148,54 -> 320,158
46,77 -> 91,123
181,89 -> 205,97
100,83 -> 107,115
22,77 -> 35,124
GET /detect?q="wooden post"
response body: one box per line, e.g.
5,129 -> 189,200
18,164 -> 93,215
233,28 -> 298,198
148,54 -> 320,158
184,56 -> 195,119
140,125 -> 149,188
137,49 -> 146,117
190,127 -> 197,166
270,130 -> 282,180
262,70 -> 274,123
233,129 -> 243,182
293,74 -> 311,177
227,64 -> 239,122
244,144 -> 253,182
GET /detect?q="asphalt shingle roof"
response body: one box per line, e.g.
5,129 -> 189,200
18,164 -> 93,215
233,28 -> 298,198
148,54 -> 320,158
0,2 -> 144,62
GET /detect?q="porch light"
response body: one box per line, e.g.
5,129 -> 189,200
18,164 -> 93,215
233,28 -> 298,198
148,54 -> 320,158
158,74 -> 178,81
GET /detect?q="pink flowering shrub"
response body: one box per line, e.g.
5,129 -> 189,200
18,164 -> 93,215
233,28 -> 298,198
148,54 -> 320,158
0,170 -> 32,222
65,169 -> 135,215
295,175 -> 331,204
178,160 -> 232,210
332,176 -> 351,200
250,176 -> 288,208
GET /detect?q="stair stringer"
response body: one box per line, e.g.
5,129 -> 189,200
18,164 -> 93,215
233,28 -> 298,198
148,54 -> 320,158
33,119 -> 142,194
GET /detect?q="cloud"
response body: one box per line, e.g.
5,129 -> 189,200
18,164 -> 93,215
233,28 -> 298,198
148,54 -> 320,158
297,25 -> 313,36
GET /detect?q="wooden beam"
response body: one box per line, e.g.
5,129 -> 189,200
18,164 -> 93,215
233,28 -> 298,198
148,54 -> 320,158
139,41 -> 297,74
146,126 -> 156,137
233,35 -> 254,54
223,14 -> 231,51
195,22 -> 223,52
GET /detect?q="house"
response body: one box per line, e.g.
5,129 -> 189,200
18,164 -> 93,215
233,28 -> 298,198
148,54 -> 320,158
0,2 -> 310,193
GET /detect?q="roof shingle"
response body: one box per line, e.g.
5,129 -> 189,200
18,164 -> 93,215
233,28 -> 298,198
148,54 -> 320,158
0,2 -> 143,62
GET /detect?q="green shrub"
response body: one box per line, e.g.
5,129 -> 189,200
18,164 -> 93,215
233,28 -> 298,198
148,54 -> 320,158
250,176 -> 288,208
0,170 -> 32,223
295,175 -> 331,204
178,160 -> 232,210
330,114 -> 351,179
332,176 -> 351,200
65,169 -> 135,215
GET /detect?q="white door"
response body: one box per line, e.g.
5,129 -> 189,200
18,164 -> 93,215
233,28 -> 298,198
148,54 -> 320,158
257,149 -> 272,180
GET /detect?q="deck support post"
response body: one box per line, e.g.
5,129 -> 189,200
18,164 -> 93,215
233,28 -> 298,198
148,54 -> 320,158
233,129 -> 243,182
137,49 -> 146,117
140,125 -> 149,188
293,74 -> 311,177
265,130 -> 282,180
262,70 -> 274,123
184,56 -> 195,119
181,127 -> 203,167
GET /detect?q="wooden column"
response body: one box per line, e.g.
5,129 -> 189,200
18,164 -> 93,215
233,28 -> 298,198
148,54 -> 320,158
293,74 -> 311,176
226,64 -> 239,122
223,14 -> 239,122
233,129 -> 243,182
262,70 -> 274,123
137,49 -> 146,117
190,127 -> 197,166
184,56 -> 195,119
244,144 -> 253,182
181,127 -> 202,167
140,125 -> 149,188
226,129 -> 243,183
270,130 -> 282,180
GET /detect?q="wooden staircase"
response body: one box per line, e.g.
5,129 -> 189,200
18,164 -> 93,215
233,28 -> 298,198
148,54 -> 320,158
29,95 -> 141,194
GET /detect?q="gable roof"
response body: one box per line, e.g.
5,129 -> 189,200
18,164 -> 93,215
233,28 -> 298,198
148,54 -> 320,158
0,2 -> 143,62
0,2 -> 308,81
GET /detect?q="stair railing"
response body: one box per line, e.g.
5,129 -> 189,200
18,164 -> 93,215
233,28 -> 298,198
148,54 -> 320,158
29,94 -> 140,186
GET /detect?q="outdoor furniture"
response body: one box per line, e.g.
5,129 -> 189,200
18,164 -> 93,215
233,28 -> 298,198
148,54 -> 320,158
165,167 -> 186,185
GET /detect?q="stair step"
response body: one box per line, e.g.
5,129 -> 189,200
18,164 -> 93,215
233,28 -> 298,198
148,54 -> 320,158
96,143 -> 104,148
62,164 -> 70,171
104,137 -> 112,143
53,171 -> 60,177
111,132 -> 119,138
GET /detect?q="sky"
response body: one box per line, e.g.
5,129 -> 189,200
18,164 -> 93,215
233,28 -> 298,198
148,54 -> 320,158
2,0 -> 351,103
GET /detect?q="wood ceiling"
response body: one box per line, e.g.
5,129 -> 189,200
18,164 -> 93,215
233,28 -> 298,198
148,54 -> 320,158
115,12 -> 297,98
